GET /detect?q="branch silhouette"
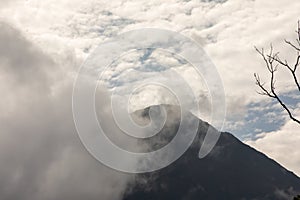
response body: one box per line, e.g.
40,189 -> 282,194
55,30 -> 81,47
254,21 -> 300,125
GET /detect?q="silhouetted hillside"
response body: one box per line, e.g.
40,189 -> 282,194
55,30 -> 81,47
123,105 -> 300,200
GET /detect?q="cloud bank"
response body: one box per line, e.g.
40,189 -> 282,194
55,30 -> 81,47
0,22 -> 133,200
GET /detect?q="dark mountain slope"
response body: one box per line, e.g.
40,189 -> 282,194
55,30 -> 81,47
123,105 -> 300,200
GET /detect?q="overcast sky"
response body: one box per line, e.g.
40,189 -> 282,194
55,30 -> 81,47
0,0 -> 300,199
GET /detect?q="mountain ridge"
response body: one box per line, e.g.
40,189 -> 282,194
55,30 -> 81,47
123,104 -> 300,200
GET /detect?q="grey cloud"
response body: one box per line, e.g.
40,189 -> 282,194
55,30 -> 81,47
0,22 -> 133,200
0,22 -> 54,91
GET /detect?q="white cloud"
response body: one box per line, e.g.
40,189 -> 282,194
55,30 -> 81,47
245,109 -> 300,176
1,0 -> 299,105
0,22 -> 134,200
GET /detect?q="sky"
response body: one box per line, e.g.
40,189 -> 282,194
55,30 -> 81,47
0,0 -> 300,199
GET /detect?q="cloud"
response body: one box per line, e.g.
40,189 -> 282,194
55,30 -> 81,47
0,22 -> 54,89
0,22 -> 133,200
1,0 -> 299,113
245,108 -> 300,177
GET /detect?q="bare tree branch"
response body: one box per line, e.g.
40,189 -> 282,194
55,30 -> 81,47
273,93 -> 300,124
296,20 -> 300,47
254,73 -> 275,98
267,53 -> 300,92
285,39 -> 300,52
298,20 -> 300,41
254,23 -> 300,125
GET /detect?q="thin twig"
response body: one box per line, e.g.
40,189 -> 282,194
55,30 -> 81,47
254,39 -> 300,124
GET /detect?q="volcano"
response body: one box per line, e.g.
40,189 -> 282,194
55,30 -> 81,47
122,105 -> 300,200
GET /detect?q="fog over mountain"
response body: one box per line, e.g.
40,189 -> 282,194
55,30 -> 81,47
123,105 -> 300,200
